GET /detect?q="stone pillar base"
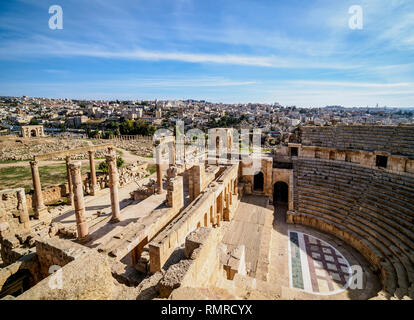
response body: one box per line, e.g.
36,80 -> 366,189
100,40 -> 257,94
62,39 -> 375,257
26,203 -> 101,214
76,234 -> 91,244
67,194 -> 74,206
34,207 -> 49,220
110,216 -> 121,223
90,185 -> 100,196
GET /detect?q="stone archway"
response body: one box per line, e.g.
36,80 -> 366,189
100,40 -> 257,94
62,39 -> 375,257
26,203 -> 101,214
31,129 -> 37,137
273,181 -> 288,203
253,171 -> 264,191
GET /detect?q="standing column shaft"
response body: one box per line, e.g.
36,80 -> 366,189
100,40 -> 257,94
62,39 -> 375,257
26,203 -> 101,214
88,150 -> 98,196
106,154 -> 121,222
17,188 -> 30,231
30,160 -> 47,219
65,155 -> 74,206
69,161 -> 89,240
169,142 -> 176,167
156,146 -> 164,194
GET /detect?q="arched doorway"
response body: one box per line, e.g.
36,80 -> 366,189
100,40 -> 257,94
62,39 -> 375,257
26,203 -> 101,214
253,171 -> 264,191
31,129 -> 37,137
273,182 -> 288,203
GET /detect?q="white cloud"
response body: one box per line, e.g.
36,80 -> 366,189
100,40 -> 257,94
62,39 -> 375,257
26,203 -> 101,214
290,80 -> 414,88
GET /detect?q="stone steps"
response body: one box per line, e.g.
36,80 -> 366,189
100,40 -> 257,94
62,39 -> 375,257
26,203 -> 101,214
293,157 -> 414,299
290,211 -> 414,299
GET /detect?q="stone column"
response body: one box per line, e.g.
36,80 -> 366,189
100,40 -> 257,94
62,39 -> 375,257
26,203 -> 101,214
169,141 -> 176,167
17,188 -> 30,231
30,160 -> 48,220
106,153 -> 121,222
88,150 -> 99,196
65,155 -> 74,206
155,146 -> 164,194
69,161 -> 89,241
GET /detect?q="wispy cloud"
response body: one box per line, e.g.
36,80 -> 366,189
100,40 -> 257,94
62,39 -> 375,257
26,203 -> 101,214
0,37 -> 358,70
290,80 -> 414,88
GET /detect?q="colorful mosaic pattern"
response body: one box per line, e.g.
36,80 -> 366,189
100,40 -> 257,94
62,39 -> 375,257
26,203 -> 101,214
288,231 -> 351,295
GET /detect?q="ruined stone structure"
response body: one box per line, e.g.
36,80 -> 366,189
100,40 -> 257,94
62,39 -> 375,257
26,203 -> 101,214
1,125 -> 413,300
20,125 -> 45,138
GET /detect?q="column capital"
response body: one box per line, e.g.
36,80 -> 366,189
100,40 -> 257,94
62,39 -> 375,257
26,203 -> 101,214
88,150 -> 95,156
30,160 -> 38,167
69,161 -> 82,170
106,153 -> 116,162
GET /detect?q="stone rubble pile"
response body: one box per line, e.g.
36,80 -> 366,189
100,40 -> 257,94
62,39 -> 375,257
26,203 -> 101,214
112,140 -> 153,157
130,179 -> 156,201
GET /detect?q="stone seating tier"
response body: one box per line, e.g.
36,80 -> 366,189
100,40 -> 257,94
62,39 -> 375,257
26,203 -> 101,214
301,126 -> 414,157
291,158 -> 414,299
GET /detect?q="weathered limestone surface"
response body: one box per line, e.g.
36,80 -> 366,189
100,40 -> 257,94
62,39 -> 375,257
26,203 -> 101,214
159,227 -> 223,298
30,160 -> 48,220
17,252 -> 115,300
35,237 -> 90,278
21,125 -> 44,138
106,153 -> 121,222
149,164 -> 239,274
0,188 -> 30,238
0,251 -> 39,292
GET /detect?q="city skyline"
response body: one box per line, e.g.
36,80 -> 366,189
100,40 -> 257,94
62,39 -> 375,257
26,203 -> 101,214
0,0 -> 414,107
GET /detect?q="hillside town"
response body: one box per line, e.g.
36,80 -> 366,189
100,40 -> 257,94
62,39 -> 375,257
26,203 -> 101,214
1,96 -> 413,144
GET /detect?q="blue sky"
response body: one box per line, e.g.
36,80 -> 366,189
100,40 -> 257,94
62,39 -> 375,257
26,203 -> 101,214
0,0 -> 413,107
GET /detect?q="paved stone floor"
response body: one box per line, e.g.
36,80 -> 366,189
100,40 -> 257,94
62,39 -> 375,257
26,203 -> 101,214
269,202 -> 382,299
221,195 -> 273,278
289,230 -> 351,295
36,173 -> 158,231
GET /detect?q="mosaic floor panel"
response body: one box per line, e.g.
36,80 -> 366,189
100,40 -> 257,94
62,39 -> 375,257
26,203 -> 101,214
288,231 -> 352,295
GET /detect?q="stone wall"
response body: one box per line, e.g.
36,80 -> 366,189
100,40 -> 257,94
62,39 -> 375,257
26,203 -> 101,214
149,164 -> 239,273
240,156 -> 273,196
0,188 -> 30,238
35,238 -> 90,278
16,251 -> 116,300
159,227 -> 223,298
0,252 -> 40,294
300,145 -> 414,174
301,125 -> 414,157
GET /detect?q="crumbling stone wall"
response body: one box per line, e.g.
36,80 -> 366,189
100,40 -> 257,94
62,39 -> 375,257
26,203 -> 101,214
159,227 -> 223,298
149,164 -> 239,273
35,238 -> 90,278
0,188 -> 30,239
239,156 -> 273,196
16,251 -> 116,300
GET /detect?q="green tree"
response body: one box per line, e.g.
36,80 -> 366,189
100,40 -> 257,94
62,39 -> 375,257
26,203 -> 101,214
29,118 -> 40,125
98,156 -> 124,173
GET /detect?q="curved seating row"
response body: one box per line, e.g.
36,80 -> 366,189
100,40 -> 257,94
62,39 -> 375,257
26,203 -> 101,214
291,158 -> 414,299
301,126 -> 414,157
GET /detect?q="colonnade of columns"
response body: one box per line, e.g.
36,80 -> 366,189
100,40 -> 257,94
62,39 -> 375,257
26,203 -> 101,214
30,146 -> 122,240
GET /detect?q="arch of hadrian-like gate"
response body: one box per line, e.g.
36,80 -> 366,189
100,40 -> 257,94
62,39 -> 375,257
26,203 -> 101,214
20,125 -> 45,138
1,125 -> 414,300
